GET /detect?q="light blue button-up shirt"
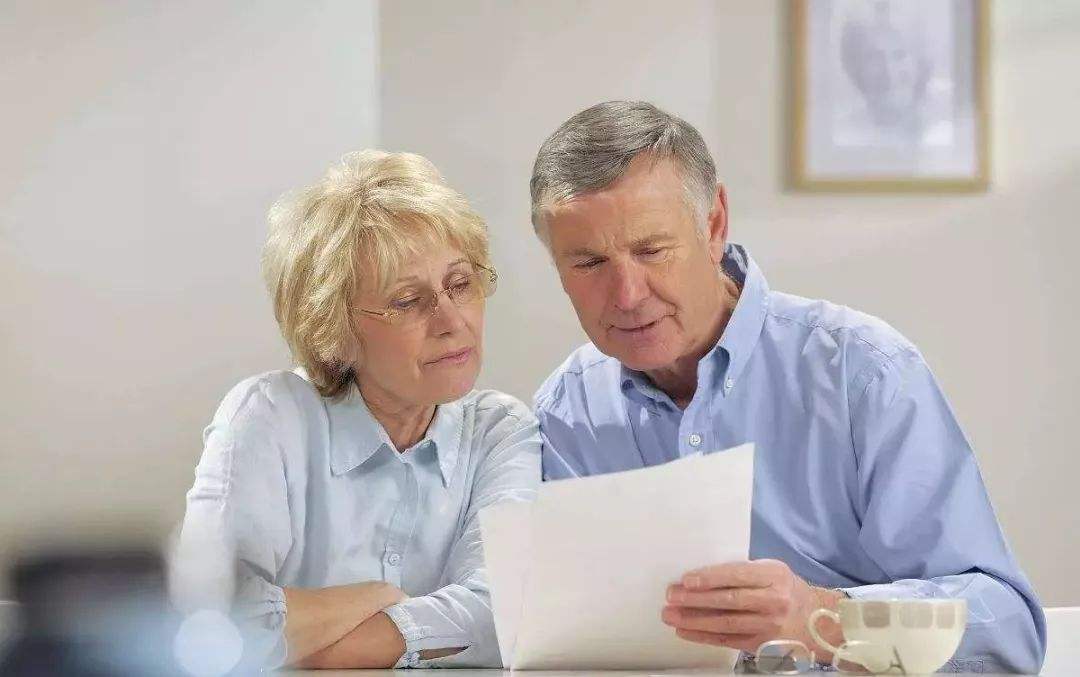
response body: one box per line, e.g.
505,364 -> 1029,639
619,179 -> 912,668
179,370 -> 540,668
535,244 -> 1046,674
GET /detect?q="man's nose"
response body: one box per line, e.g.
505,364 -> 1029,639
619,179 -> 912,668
610,259 -> 650,311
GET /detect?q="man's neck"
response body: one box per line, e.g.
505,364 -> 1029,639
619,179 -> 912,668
644,273 -> 741,409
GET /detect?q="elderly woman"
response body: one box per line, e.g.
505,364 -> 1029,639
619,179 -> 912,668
177,151 -> 539,669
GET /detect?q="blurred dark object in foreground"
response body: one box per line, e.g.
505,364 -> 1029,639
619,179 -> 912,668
0,549 -> 184,676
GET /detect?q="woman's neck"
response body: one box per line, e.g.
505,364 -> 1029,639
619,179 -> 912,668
357,382 -> 436,452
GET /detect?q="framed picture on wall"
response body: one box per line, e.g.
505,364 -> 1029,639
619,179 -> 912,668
790,0 -> 990,191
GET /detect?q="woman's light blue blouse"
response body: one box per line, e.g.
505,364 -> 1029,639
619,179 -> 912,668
179,370 -> 540,668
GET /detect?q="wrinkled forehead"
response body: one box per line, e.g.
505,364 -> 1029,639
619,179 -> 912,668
355,223 -> 470,296
546,173 -> 697,252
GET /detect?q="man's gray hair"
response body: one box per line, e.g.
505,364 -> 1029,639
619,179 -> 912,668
529,101 -> 717,244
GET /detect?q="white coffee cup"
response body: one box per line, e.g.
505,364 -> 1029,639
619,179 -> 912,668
808,598 -> 966,674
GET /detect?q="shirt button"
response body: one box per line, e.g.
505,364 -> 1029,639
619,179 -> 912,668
725,378 -> 735,390
387,552 -> 402,566
688,433 -> 702,447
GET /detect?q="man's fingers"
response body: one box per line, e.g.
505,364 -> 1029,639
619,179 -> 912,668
681,560 -> 784,590
674,628 -> 758,653
661,606 -> 777,636
667,585 -> 783,613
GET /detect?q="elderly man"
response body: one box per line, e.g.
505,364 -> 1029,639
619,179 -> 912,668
530,101 -> 1044,674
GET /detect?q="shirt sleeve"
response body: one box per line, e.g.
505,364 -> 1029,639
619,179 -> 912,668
538,417 -> 583,481
844,348 -> 1046,674
174,380 -> 294,669
383,404 -> 541,668
533,383 -> 585,481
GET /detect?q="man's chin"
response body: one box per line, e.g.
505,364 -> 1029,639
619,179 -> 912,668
596,341 -> 676,373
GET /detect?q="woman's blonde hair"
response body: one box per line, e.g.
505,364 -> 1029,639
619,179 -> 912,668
262,150 -> 491,399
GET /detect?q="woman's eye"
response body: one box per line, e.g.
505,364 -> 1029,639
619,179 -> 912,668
450,280 -> 473,293
391,297 -> 421,311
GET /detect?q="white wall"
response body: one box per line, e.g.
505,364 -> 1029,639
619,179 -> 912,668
379,0 -> 1080,605
0,1 -> 380,578
2,0 -> 1075,609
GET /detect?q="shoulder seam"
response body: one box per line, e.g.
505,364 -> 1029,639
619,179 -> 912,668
536,348 -> 614,410
472,391 -> 531,421
475,401 -> 524,420
767,307 -> 905,363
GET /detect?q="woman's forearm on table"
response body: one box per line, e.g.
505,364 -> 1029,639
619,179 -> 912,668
282,582 -> 405,663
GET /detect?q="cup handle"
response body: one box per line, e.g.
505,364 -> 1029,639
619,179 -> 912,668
807,607 -> 844,658
808,607 -> 871,670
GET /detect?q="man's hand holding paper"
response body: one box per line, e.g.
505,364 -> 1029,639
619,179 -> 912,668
663,559 -> 845,659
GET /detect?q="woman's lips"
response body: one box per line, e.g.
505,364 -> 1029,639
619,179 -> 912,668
427,347 -> 473,365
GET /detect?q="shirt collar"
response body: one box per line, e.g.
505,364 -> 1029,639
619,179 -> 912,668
325,381 -> 464,486
715,243 -> 769,392
425,399 -> 465,486
620,366 -> 677,410
619,243 -> 769,404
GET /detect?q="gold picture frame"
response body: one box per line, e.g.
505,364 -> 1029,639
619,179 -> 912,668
789,0 -> 990,192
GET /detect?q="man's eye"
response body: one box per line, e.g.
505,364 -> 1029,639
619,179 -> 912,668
638,247 -> 667,260
575,258 -> 604,269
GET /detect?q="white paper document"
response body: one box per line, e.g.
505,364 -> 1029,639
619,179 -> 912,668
479,443 -> 755,671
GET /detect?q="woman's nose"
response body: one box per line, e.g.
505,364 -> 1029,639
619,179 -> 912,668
428,291 -> 468,334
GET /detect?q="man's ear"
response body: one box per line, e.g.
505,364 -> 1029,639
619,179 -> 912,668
705,183 -> 728,265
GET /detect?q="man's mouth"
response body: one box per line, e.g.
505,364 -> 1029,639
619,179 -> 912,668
612,318 -> 663,335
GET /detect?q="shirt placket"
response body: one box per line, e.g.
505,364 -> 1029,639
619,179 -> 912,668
679,403 -> 707,456
679,357 -> 720,456
382,459 -> 419,586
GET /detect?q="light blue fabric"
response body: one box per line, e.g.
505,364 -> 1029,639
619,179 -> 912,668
179,370 -> 540,668
535,244 -> 1046,674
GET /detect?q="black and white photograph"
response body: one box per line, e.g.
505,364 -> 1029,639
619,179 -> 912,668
792,0 -> 989,190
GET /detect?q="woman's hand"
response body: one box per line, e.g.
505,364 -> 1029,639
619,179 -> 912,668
283,581 -> 406,663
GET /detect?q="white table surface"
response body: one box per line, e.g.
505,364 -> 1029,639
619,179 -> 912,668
285,670 -> 1060,676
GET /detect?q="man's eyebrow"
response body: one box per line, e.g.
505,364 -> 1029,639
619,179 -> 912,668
630,233 -> 677,248
562,247 -> 603,258
559,235 -> 676,259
